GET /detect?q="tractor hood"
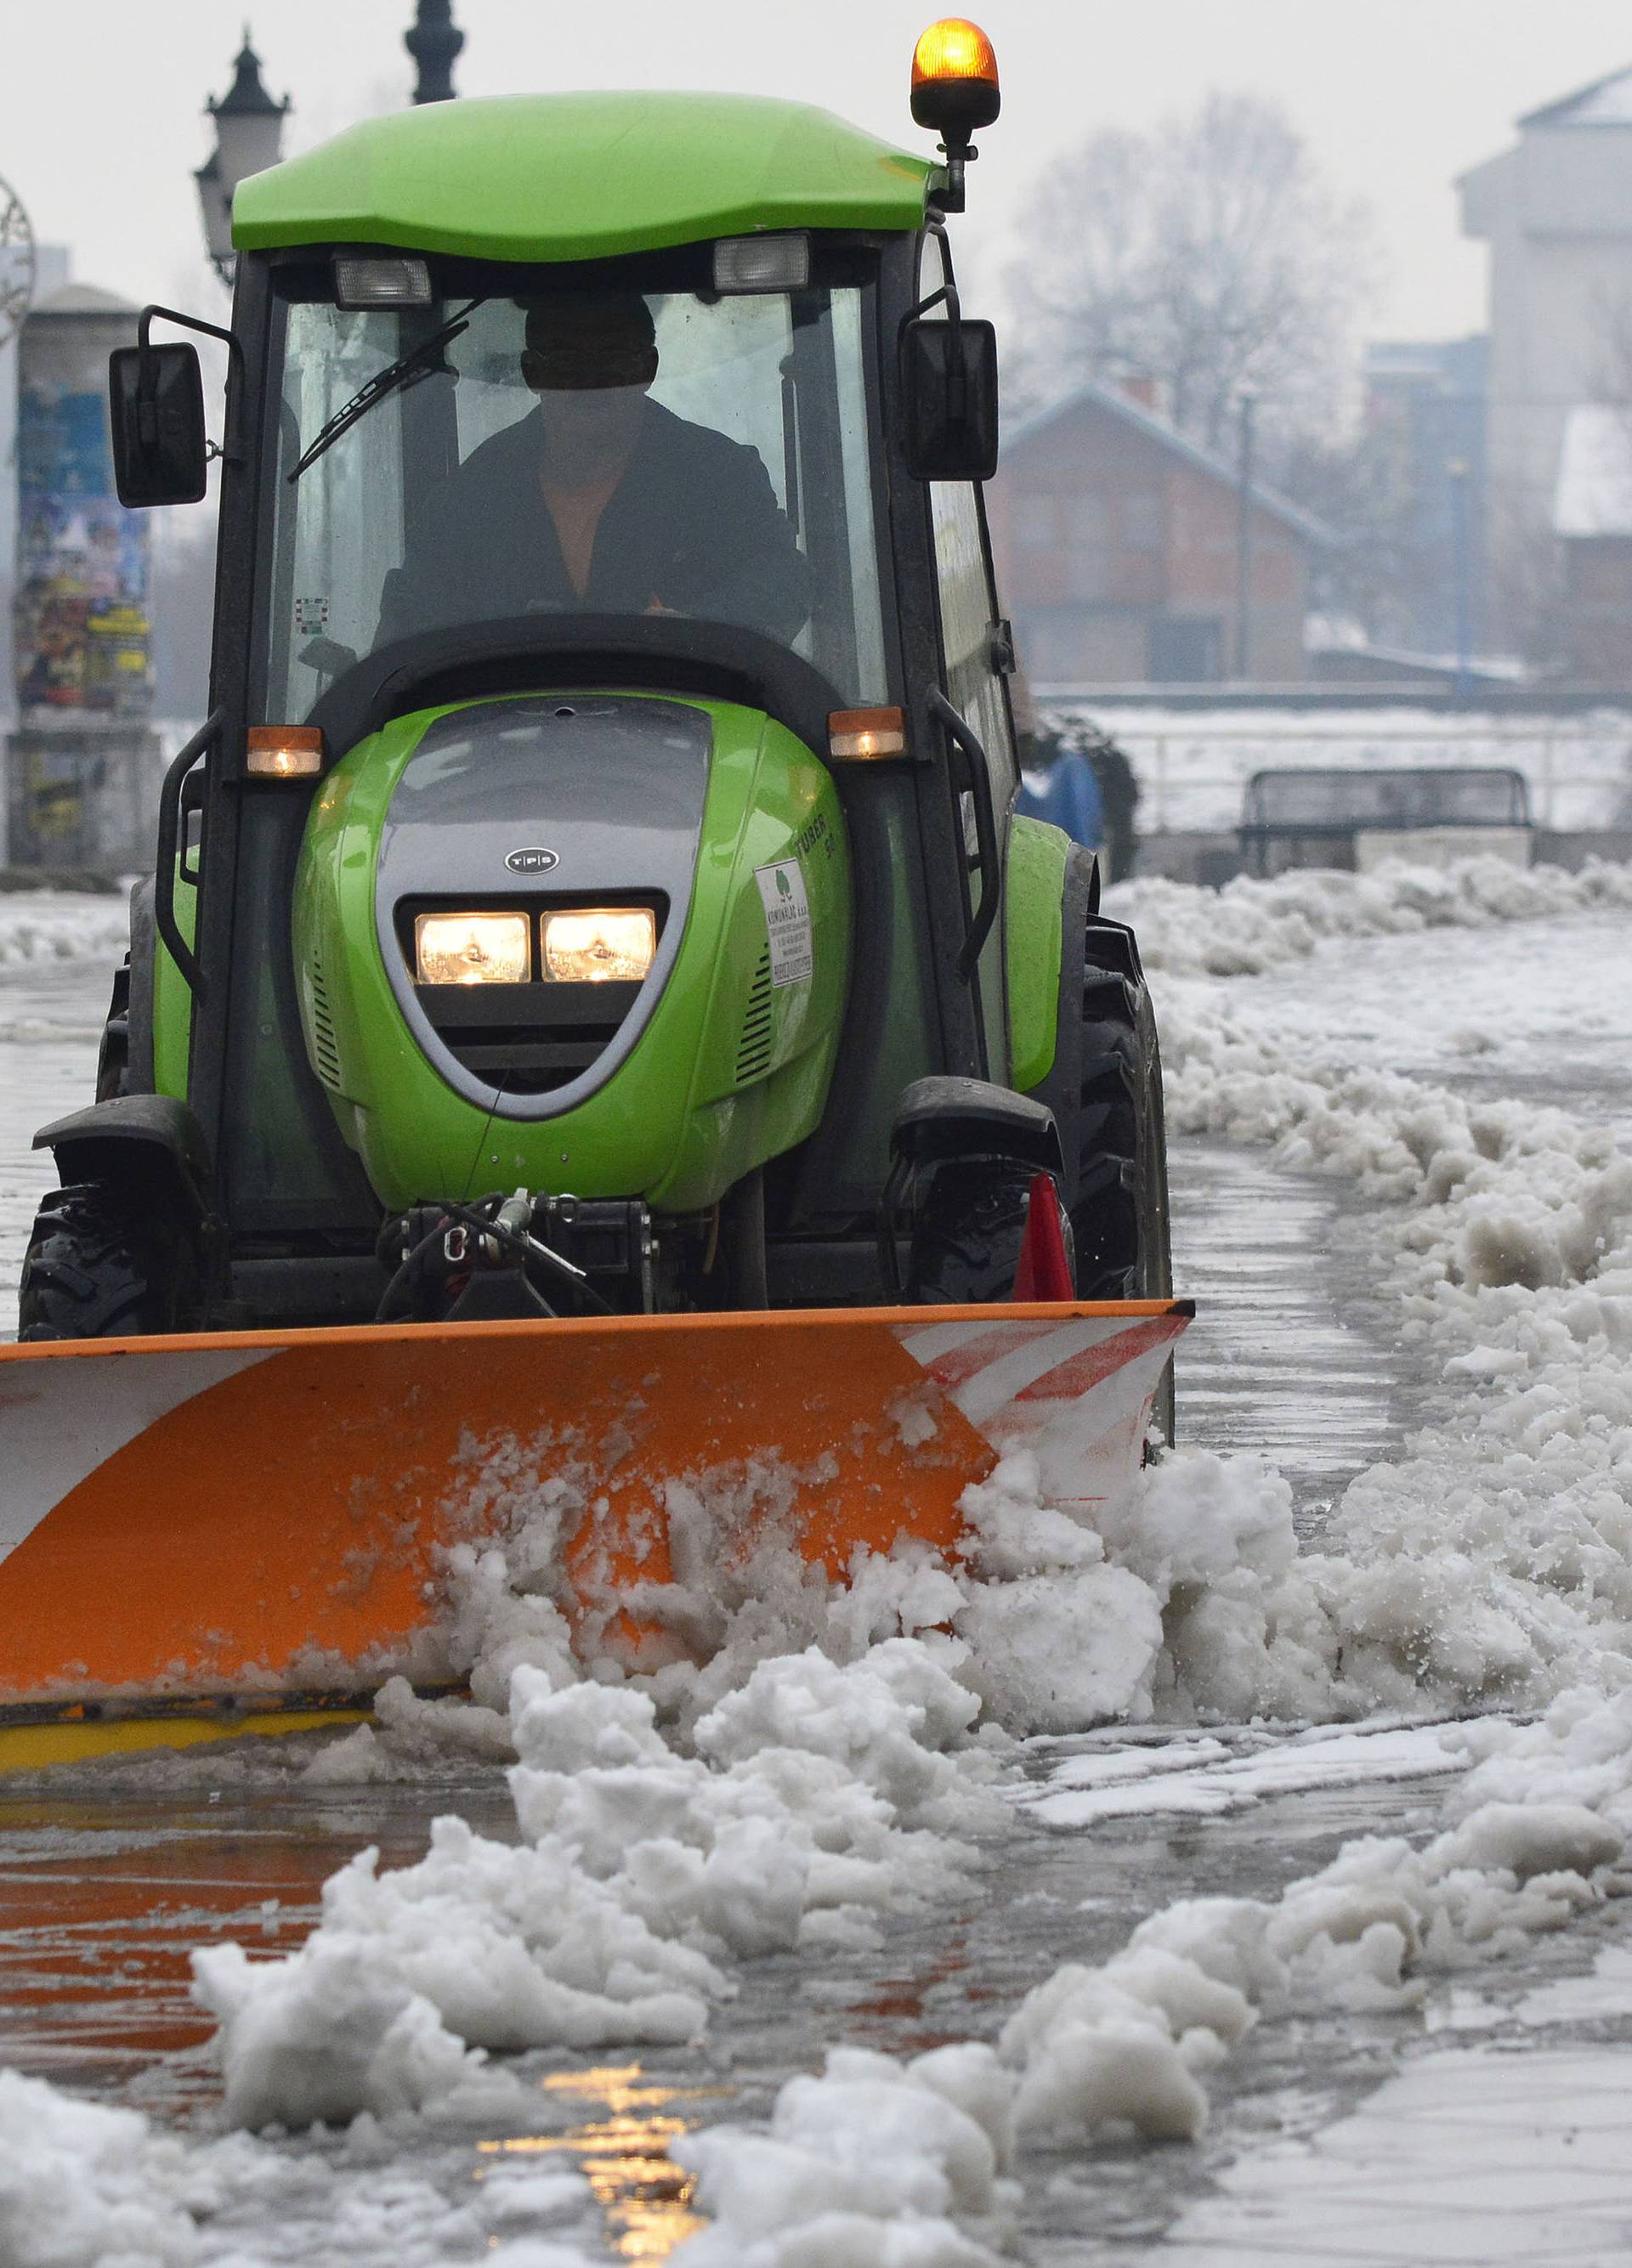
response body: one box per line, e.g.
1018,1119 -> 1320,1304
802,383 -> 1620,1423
292,690 -> 852,1215
376,694 -> 709,1121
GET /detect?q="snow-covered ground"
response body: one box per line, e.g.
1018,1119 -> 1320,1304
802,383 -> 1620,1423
4,866 -> 1632,2265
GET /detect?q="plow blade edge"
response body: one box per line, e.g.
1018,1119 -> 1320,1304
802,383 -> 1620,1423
0,1300 -> 1188,1755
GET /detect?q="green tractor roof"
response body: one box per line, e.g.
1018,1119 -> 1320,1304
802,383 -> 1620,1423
233,92 -> 937,263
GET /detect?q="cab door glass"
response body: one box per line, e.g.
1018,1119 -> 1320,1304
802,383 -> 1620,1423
931,475 -> 1015,1063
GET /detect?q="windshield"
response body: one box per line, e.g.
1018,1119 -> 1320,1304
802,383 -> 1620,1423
263,270 -> 889,722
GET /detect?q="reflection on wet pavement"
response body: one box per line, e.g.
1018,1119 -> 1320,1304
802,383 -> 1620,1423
479,2065 -> 722,2262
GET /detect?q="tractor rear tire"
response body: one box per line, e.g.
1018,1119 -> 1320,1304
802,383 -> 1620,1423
18,1183 -> 201,1342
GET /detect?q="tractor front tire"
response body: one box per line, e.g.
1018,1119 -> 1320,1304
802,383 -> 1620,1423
1051,911 -> 1172,1305
906,1159 -> 1074,1305
18,1183 -> 201,1342
1036,895 -> 1176,1445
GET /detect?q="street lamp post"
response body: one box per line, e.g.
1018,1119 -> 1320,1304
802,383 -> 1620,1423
195,32 -> 291,287
1233,389 -> 1256,682
406,2 -> 464,105
1448,456 -> 1472,704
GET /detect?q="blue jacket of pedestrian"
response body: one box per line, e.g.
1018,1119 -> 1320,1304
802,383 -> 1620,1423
1016,749 -> 1104,851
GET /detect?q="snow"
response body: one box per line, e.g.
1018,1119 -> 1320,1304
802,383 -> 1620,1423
1114,855 -> 1632,981
194,1642 -> 989,2129
0,2062 -> 598,2268
672,2046 -> 1016,2267
0,889 -> 128,970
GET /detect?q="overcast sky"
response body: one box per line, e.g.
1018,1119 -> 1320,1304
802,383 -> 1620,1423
7,1 -> 1632,338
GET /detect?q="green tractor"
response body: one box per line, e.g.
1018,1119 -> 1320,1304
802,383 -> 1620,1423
18,26 -> 1170,1359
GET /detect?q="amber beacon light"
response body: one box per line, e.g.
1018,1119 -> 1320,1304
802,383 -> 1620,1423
910,18 -> 1000,139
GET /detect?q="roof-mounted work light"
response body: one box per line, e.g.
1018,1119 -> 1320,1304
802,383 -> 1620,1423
335,257 -> 433,309
910,18 -> 999,211
713,235 -> 809,293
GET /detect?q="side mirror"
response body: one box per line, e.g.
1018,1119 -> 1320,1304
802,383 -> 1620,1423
902,316 -> 999,481
109,342 -> 207,506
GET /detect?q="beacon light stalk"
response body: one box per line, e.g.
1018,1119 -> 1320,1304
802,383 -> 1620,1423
415,911 -> 531,985
246,727 -> 324,779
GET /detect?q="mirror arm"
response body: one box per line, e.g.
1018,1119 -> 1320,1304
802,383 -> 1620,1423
136,306 -> 246,466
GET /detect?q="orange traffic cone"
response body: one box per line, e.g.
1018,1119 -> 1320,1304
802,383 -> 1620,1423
1011,1172 -> 1074,1300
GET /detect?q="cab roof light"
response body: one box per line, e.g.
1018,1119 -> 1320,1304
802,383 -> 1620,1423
246,726 -> 324,779
713,235 -> 810,294
912,17 -> 1000,117
829,706 -> 907,761
334,257 -> 433,309
910,18 -> 1000,211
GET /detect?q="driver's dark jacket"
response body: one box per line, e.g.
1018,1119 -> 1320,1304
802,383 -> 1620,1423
377,399 -> 811,646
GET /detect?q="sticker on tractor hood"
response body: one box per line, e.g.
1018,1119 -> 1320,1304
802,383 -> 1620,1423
755,859 -> 813,987
506,846 -> 559,874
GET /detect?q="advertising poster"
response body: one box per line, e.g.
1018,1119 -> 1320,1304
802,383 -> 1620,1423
14,384 -> 150,715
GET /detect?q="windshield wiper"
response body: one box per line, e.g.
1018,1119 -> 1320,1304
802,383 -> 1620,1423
287,298 -> 483,483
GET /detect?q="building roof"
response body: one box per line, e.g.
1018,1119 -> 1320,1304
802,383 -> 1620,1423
1001,378 -> 1334,548
30,283 -> 137,319
234,92 -> 933,261
1520,65 -> 1632,130
1554,404 -> 1632,535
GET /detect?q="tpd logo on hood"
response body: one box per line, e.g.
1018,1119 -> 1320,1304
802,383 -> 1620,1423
506,847 -> 559,875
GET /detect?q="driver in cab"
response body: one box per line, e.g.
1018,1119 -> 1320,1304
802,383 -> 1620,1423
377,291 -> 811,647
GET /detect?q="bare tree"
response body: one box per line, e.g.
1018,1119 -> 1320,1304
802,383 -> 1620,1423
1006,93 -> 1372,452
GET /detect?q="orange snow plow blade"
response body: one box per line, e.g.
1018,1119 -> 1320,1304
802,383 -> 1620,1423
0,1299 -> 1187,1766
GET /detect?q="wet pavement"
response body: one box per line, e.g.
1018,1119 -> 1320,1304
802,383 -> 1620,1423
1166,1141 -> 1423,1533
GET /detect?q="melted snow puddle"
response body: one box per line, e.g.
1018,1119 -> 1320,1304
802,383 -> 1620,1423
1142,2045 -> 1632,2265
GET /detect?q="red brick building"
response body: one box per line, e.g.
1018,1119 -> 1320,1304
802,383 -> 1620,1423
986,382 -> 1329,687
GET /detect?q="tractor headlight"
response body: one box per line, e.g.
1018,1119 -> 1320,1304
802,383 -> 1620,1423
541,907 -> 656,983
415,911 -> 531,985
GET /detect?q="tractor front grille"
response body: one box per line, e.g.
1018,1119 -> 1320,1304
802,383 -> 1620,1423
415,981 -> 642,1096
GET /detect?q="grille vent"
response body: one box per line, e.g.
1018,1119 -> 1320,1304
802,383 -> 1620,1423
309,959 -> 342,1089
417,980 -> 639,1096
735,947 -> 774,1084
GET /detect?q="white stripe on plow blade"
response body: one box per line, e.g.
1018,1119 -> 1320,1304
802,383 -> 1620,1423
896,1314 -> 1184,1506
0,1347 -> 275,1563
